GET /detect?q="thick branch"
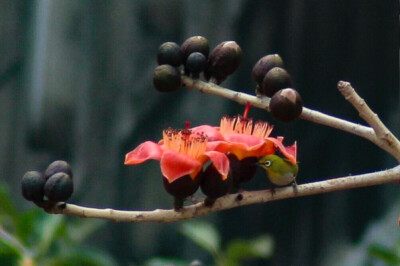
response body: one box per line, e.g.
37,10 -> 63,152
47,165 -> 400,223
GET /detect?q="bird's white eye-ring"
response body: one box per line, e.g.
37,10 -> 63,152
264,160 -> 272,167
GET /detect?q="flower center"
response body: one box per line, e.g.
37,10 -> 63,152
220,115 -> 273,139
163,128 -> 207,159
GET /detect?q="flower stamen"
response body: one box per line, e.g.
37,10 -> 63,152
220,115 -> 273,139
163,128 -> 207,160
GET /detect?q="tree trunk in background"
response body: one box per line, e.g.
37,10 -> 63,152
0,1 -> 397,265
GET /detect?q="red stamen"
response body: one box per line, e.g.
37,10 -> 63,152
243,102 -> 252,118
184,121 -> 191,130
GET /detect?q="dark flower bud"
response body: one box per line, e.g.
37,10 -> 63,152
181,36 -> 209,62
252,54 -> 284,86
44,160 -> 73,180
269,88 -> 303,122
153,65 -> 181,92
186,52 -> 207,76
200,163 -> 233,207
21,171 -> 46,202
228,154 -> 258,192
162,174 -> 202,210
44,172 -> 73,202
205,41 -> 242,84
261,67 -> 293,97
157,42 -> 183,67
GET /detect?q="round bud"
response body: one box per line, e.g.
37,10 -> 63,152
21,171 -> 46,202
162,174 -> 201,210
44,172 -> 73,202
153,65 -> 181,92
44,160 -> 73,180
261,67 -> 293,97
252,54 -> 284,86
269,88 -> 303,122
157,42 -> 183,67
205,41 -> 242,84
186,52 -> 207,75
181,36 -> 209,62
200,163 -> 233,206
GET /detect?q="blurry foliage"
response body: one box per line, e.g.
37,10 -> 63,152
368,240 -> 400,265
145,220 -> 274,266
0,182 -> 117,266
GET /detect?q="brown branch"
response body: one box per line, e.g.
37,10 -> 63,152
47,165 -> 400,223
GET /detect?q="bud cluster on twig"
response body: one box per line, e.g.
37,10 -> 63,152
21,160 -> 74,210
154,35 -> 243,93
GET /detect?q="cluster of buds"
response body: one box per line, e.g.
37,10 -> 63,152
21,160 -> 73,209
252,54 -> 303,122
153,36 -> 242,93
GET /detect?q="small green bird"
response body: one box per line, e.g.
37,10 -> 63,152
258,154 -> 298,186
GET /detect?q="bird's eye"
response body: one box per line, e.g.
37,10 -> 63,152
264,160 -> 272,167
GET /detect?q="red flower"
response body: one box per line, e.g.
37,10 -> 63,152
192,115 -> 297,164
124,128 -> 229,183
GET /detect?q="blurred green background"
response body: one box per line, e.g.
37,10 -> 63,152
0,0 -> 398,265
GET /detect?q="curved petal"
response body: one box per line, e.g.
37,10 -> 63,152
161,150 -> 202,183
268,137 -> 297,164
283,142 -> 297,164
224,133 -> 265,149
205,141 -> 232,153
255,140 -> 277,156
191,125 -> 224,141
228,144 -> 263,160
204,151 -> 230,180
220,134 -> 266,160
125,141 -> 163,164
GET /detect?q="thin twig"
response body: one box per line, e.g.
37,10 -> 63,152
47,165 -> 400,223
338,81 -> 400,161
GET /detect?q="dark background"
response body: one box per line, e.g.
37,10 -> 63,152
0,0 -> 398,265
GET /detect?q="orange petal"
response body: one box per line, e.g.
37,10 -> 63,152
257,140 -> 277,156
222,134 -> 266,160
161,150 -> 202,183
224,133 -> 265,149
230,140 -> 277,160
125,141 -> 163,164
191,125 -> 224,141
269,137 -> 297,164
228,144 -> 258,160
206,141 -> 232,153
204,151 -> 230,180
